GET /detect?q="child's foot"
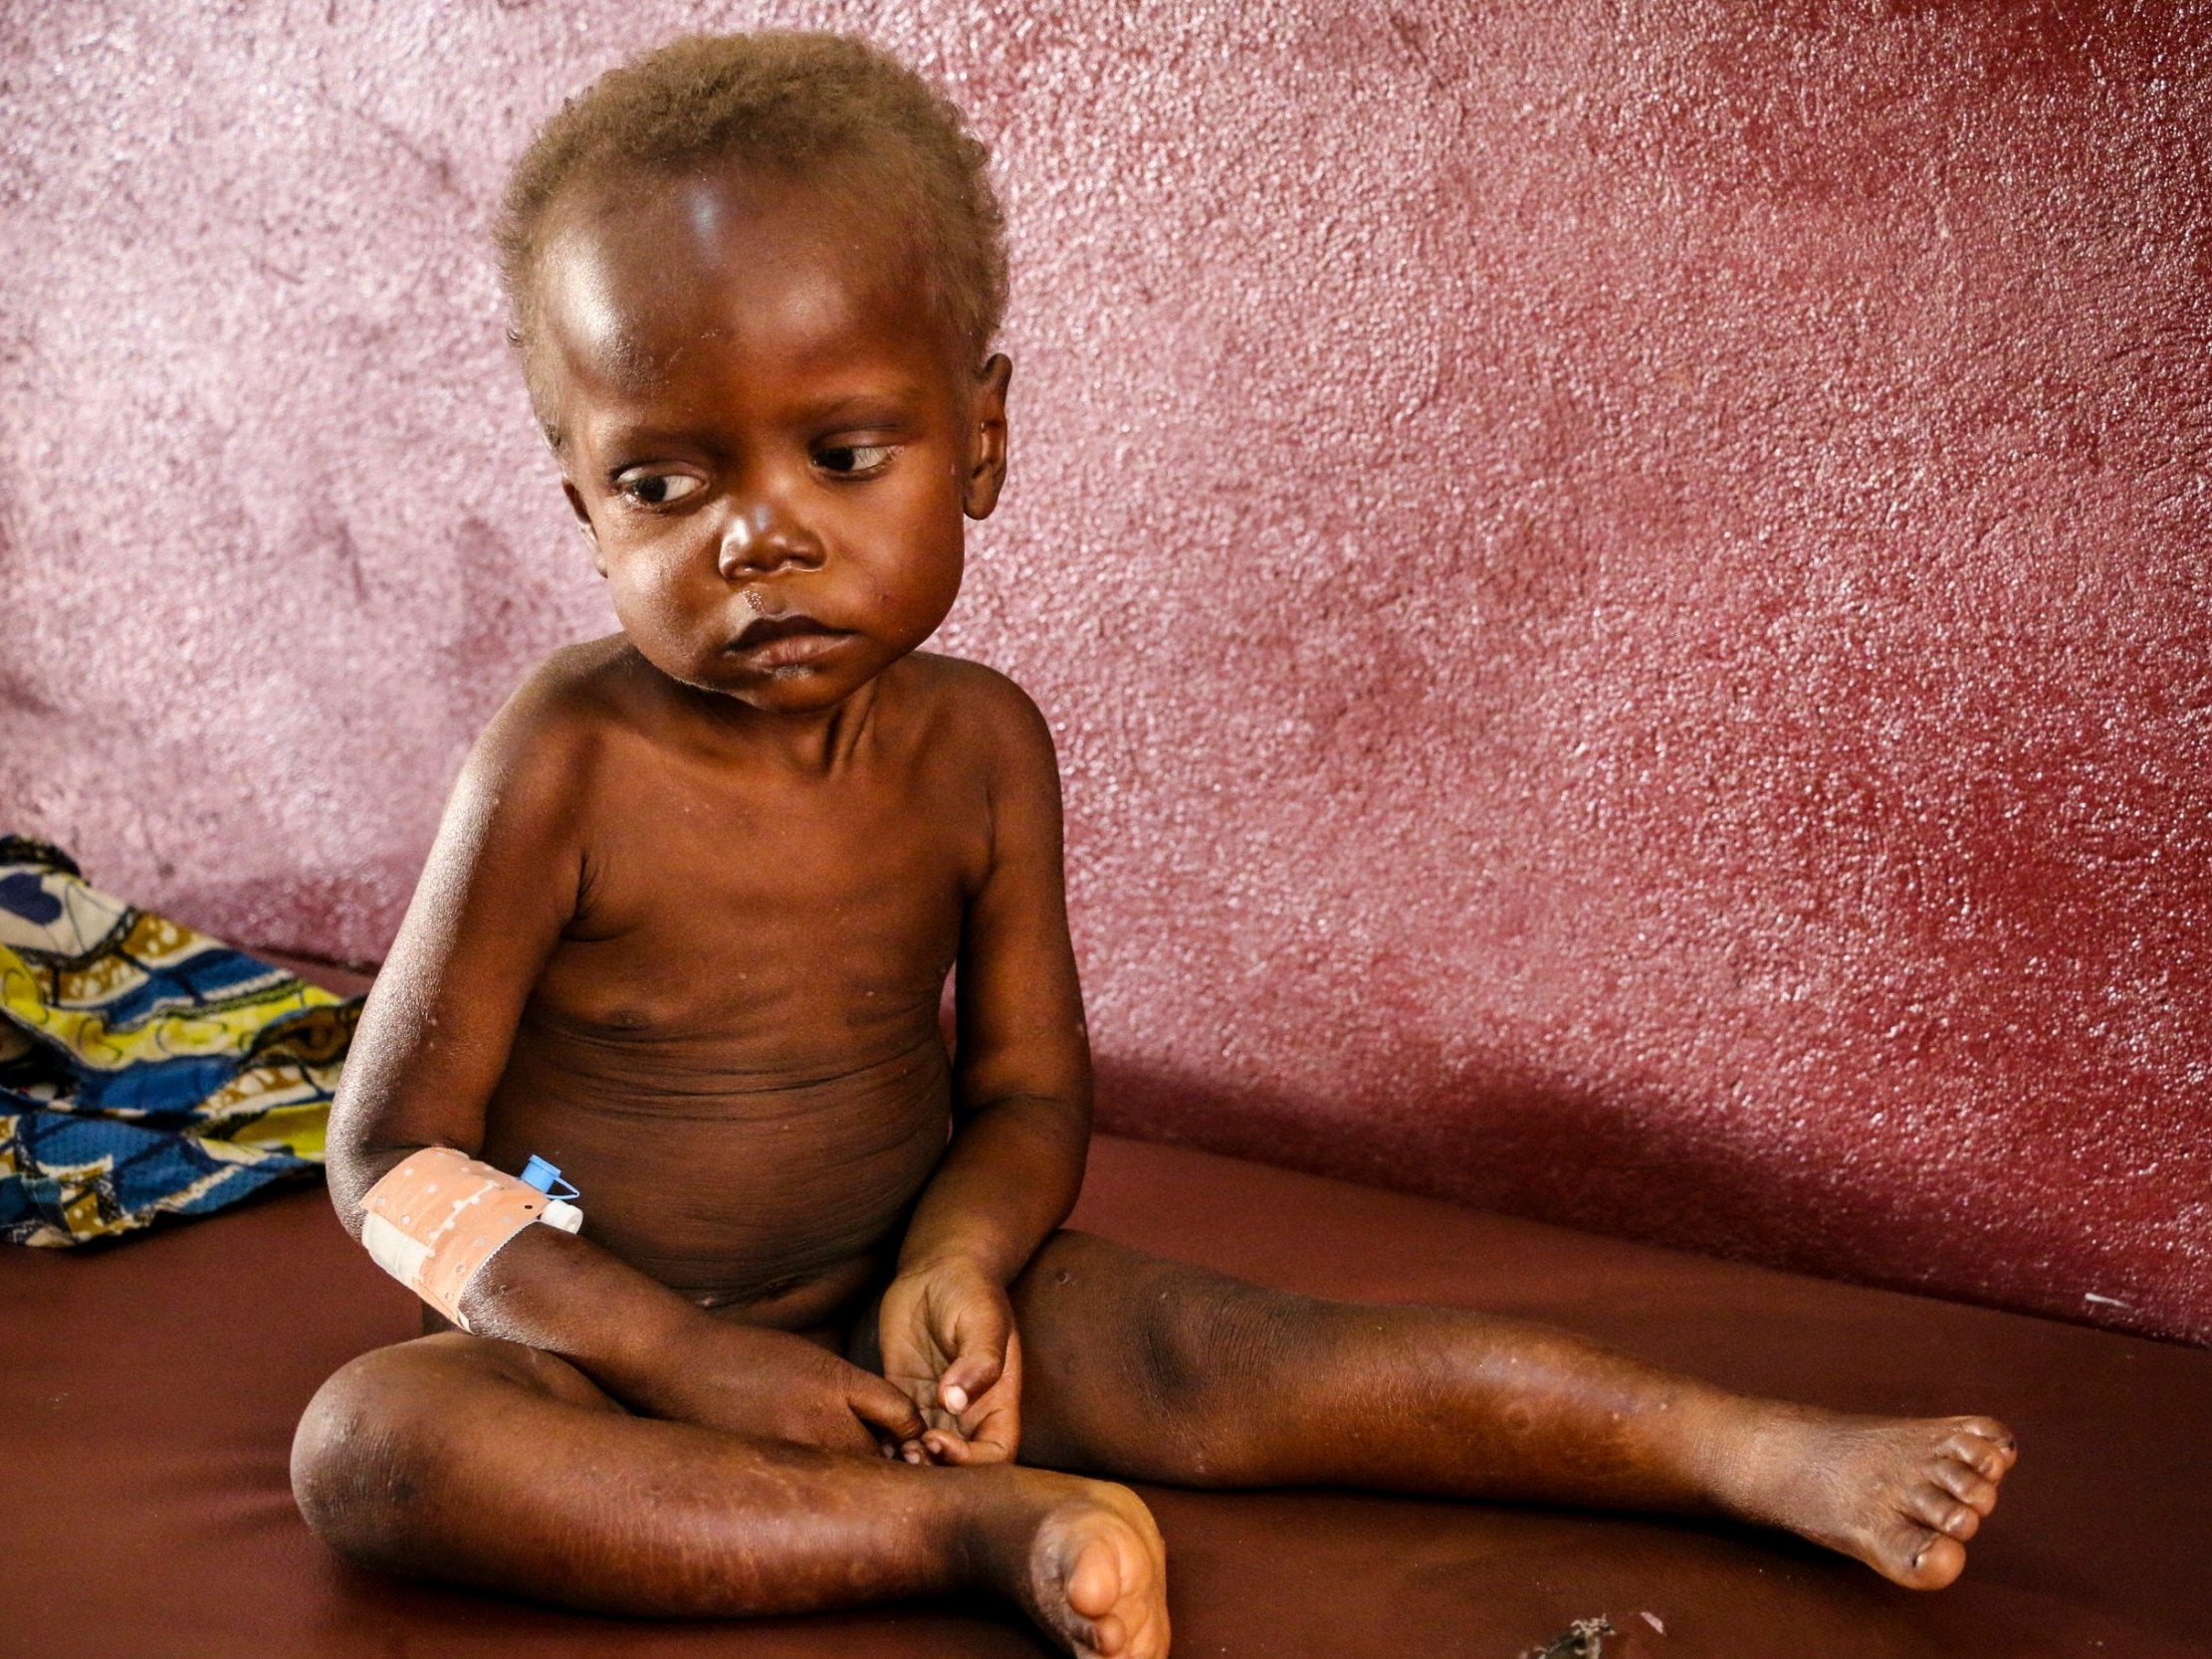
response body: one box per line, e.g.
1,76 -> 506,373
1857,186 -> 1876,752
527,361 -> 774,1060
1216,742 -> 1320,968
1710,1405 -> 2018,1589
982,1474 -> 1170,1658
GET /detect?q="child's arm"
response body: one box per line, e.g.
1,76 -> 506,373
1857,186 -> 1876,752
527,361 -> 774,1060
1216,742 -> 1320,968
879,677 -> 1090,1462
331,670 -> 924,1454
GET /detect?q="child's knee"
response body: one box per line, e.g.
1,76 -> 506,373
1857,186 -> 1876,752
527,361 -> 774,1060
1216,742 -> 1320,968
1133,1271 -> 1300,1429
291,1336 -> 548,1563
292,1347 -> 437,1559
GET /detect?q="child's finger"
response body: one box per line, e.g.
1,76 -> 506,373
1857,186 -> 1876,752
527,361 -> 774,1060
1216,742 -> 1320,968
922,1427 -> 979,1465
960,1399 -> 1019,1464
938,1293 -> 1014,1414
851,1371 -> 928,1443
953,1328 -> 1022,1453
940,1350 -> 1001,1415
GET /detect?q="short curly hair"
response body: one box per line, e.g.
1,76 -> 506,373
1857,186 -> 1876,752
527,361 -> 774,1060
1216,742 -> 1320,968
497,31 -> 1007,410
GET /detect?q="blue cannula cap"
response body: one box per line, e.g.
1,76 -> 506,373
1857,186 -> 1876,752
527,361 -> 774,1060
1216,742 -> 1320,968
517,1154 -> 581,1202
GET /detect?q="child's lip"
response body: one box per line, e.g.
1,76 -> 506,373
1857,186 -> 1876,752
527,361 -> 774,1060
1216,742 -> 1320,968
728,610 -> 839,649
725,610 -> 851,669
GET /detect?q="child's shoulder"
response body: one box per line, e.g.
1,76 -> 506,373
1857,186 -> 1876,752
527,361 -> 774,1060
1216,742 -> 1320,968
522,632 -> 646,710
485,634 -> 641,753
899,650 -> 1058,766
452,636 -> 658,812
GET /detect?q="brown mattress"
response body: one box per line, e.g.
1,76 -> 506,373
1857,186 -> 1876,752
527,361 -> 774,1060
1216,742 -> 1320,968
5,1128 -> 2207,1659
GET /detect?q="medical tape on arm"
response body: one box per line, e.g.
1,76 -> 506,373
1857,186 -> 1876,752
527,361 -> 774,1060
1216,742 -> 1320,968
357,1146 -> 581,1331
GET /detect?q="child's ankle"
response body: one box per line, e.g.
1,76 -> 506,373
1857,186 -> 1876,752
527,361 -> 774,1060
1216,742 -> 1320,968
1671,1392 -> 1815,1520
945,1464 -> 1076,1594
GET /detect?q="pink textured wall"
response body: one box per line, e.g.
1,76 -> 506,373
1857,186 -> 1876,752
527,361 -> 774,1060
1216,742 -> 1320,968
4,3 -> 2208,1341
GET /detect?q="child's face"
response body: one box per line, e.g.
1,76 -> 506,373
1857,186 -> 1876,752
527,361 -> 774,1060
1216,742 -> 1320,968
534,164 -> 1009,717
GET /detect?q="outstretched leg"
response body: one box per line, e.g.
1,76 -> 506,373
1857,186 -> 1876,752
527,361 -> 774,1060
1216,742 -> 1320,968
292,1332 -> 1169,1658
1012,1233 -> 2016,1590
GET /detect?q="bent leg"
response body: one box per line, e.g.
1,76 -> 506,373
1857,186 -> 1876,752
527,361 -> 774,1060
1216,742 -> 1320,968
1012,1233 -> 2016,1590
292,1332 -> 1169,1655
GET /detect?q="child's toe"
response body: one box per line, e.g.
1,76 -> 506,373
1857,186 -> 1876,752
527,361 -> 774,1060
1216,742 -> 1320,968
1931,1457 -> 1999,1513
1901,1482 -> 1978,1541
1941,1420 -> 2016,1476
1066,1538 -> 1122,1621
1899,1526 -> 1968,1589
1932,1498 -> 1980,1541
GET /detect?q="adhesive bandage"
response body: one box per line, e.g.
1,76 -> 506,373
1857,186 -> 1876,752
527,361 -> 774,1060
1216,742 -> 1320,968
358,1146 -> 583,1330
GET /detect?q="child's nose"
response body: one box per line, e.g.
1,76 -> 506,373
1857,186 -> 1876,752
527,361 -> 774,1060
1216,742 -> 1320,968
716,501 -> 824,580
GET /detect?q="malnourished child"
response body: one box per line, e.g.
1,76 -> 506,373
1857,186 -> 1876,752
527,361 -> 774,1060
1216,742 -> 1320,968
294,33 -> 2016,1659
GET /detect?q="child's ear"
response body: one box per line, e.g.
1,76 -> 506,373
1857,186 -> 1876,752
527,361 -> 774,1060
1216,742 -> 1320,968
962,353 -> 1012,521
561,479 -> 606,575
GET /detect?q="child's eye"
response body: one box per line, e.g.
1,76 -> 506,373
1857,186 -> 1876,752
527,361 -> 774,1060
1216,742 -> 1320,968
815,444 -> 898,478
615,472 -> 705,508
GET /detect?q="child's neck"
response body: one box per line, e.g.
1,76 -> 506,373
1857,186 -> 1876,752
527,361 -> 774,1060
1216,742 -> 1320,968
676,668 -> 889,779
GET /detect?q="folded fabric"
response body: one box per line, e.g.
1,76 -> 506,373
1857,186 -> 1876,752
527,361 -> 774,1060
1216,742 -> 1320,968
0,836 -> 359,1247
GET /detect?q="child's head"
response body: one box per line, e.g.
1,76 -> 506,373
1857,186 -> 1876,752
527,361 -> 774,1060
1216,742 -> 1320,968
497,33 -> 1012,717
499,32 -> 1006,431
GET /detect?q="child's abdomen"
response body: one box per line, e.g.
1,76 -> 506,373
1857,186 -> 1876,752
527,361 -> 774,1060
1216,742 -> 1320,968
478,1017 -> 953,1329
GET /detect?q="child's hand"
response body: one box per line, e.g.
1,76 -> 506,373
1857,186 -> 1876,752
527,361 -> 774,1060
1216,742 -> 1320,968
878,1258 -> 1023,1466
634,1320 -> 926,1458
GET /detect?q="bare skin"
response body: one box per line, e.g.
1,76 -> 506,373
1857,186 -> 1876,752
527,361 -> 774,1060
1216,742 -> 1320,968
294,158 -> 2013,1658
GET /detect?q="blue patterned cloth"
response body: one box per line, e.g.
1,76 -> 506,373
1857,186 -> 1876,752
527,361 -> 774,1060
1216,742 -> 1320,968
0,836 -> 359,1246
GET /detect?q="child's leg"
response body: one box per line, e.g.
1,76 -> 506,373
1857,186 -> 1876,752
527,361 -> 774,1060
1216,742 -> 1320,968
291,1332 -> 1169,1658
1012,1233 -> 2016,1590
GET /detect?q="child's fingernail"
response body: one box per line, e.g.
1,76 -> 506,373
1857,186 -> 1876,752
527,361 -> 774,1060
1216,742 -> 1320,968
944,1385 -> 968,1412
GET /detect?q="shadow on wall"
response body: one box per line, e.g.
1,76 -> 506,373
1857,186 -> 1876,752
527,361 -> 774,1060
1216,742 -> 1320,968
1091,1055 -> 2179,1345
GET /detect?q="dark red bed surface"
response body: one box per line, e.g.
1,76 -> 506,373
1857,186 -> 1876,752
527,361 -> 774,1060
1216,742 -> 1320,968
3,1132 -> 2206,1659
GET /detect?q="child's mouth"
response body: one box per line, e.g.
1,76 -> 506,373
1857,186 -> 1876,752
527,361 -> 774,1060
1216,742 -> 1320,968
726,611 -> 848,669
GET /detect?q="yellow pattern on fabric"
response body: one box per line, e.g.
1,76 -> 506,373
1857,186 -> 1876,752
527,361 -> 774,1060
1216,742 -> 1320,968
1,955 -> 332,1072
0,837 -> 360,1247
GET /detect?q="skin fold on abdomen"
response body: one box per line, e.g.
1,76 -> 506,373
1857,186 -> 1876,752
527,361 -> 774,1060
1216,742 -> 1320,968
479,1018 -> 954,1326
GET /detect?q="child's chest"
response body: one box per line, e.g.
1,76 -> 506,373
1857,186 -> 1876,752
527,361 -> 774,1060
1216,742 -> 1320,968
533,729 -> 990,1045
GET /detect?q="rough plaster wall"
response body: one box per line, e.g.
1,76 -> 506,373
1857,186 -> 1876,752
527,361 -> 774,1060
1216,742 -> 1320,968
3,1 -> 2207,1340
